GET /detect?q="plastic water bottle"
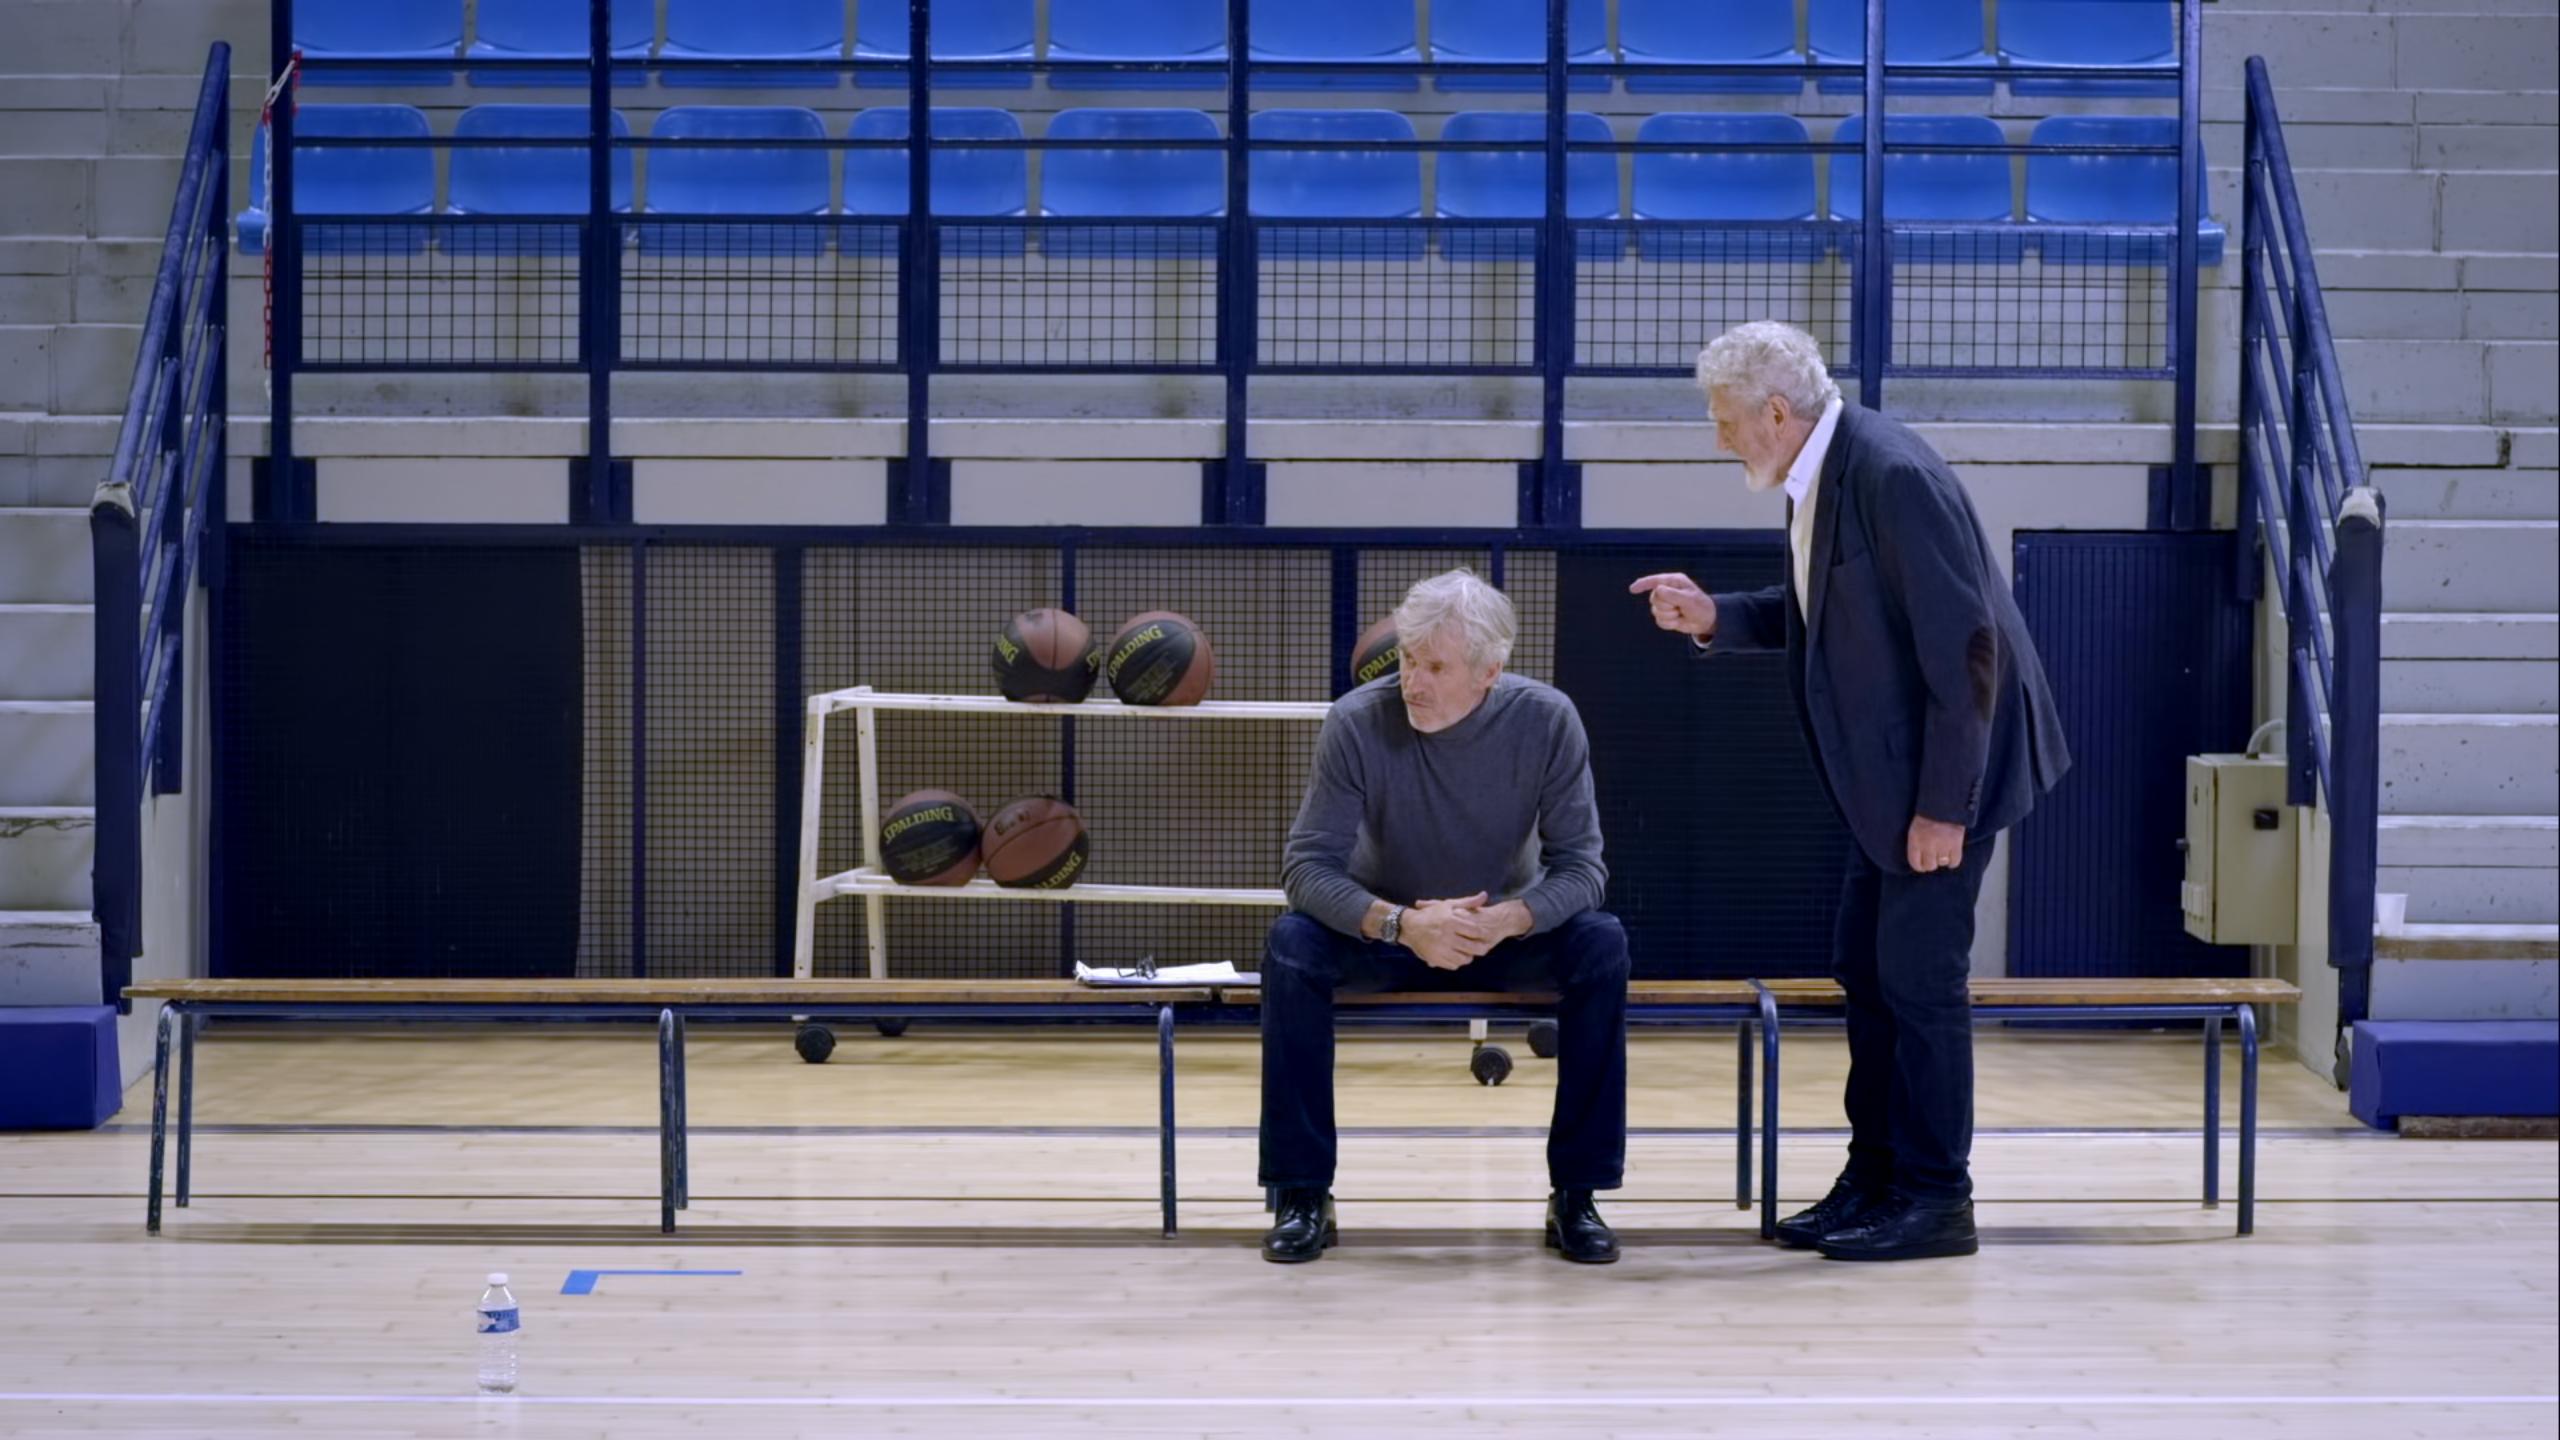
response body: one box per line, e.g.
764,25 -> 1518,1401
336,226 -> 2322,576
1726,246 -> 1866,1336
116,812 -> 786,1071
475,1272 -> 520,1395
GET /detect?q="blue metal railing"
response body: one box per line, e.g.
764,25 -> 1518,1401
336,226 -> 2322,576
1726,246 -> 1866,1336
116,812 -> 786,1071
2238,55 -> 2383,1044
90,44 -> 232,1008
258,0 -> 2212,524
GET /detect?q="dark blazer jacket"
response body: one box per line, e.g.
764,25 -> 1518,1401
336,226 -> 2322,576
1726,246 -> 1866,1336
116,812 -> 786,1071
1702,403 -> 2071,875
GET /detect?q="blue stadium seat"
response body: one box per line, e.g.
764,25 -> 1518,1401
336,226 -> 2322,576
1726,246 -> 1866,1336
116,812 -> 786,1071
295,0 -> 462,86
446,106 -> 634,255
1808,0 -> 1995,95
1250,110 -> 1424,257
1830,113 -> 2022,262
854,0 -> 1037,89
660,0 -> 843,88
642,107 -> 833,256
467,0 -> 652,87
1436,111 -> 1621,260
1632,113 -> 1825,261
843,107 -> 1031,255
1429,0 -> 1609,93
1622,0 -> 1803,94
1049,0 -> 1228,91
1042,108 -> 1224,257
2026,116 -> 2222,266
236,105 -> 437,256
1248,0 -> 1422,90
1999,0 -> 2178,96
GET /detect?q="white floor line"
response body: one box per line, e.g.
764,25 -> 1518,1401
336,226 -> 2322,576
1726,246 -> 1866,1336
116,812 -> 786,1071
3,1392 -> 2554,1411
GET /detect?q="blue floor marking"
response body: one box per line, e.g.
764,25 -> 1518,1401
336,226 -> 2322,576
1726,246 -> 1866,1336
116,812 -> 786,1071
561,1269 -> 743,1296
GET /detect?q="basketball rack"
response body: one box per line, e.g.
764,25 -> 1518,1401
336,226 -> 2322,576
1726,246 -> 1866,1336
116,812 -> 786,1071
791,685 -> 1332,982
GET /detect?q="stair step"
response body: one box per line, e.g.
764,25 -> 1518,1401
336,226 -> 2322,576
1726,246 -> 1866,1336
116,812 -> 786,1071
0,702 -> 94,807
2383,612 -> 2560,661
0,807 -> 93,912
0,908 -> 101,1006
0,602 -> 92,700
2380,714 -> 2560,816
2378,814 -> 2559,869
2385,521 -> 2560,613
2380,864 -> 2560,926
2373,467 -> 2560,521
2383,657 -> 2560,713
0,507 -> 90,604
2376,921 -> 2560,964
2372,958 -> 2559,1023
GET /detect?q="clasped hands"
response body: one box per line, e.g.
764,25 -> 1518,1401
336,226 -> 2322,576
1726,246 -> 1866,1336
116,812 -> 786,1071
1399,892 -> 1534,971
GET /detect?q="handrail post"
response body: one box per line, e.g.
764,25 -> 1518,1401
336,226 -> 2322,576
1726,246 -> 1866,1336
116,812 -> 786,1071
2284,242 -> 2320,808
2171,0 -> 2202,489
2235,80 -> 2264,602
91,488 -> 143,1008
2329,488 -> 2384,1029
582,0 -> 618,521
895,0 -> 940,523
1215,0 -> 1253,523
268,0 -> 298,515
1532,0 -> 1571,528
1857,0 -> 1887,407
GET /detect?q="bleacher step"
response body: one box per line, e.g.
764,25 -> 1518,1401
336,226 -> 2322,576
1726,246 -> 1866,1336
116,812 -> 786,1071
2349,1019 -> 2560,1129
0,808 -> 92,913
0,602 -> 90,701
2379,862 -> 2560,925
2379,713 -> 2560,815
2383,612 -> 2560,660
0,507 -> 90,603
2383,656 -> 2560,713
2383,520 -> 2560,612
0,705 -> 93,808
0,909 -> 100,1006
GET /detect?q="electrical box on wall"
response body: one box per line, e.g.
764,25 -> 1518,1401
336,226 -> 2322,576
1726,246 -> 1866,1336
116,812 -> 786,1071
2182,755 -> 2298,945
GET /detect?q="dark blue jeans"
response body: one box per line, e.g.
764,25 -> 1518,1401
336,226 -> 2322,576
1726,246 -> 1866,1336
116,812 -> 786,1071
1834,836 -> 1997,1203
1258,909 -> 1630,1193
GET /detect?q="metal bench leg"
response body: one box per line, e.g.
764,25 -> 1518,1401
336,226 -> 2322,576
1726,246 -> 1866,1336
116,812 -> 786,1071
175,1009 -> 198,1209
2203,1015 -> 2223,1210
657,1008 -> 678,1235
1735,1019 -> 1753,1211
673,1013 -> 690,1211
2239,1005 -> 2260,1237
147,1004 -> 174,1234
1753,984 -> 1780,1241
1158,1004 -> 1178,1238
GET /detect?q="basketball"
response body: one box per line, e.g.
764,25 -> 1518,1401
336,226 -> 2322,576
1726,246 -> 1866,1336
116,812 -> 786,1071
994,607 -> 1099,704
982,797 -> 1090,889
1352,616 -> 1401,687
878,789 -> 983,887
1106,610 -> 1216,707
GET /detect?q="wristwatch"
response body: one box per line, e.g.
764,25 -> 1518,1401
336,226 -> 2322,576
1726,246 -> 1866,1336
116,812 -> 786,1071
1379,905 -> 1407,946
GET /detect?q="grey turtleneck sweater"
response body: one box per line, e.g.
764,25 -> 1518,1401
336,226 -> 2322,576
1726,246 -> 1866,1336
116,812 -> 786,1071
1282,672 -> 1609,938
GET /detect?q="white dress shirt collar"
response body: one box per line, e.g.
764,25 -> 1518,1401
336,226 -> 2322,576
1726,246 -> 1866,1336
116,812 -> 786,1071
1782,396 -> 1845,509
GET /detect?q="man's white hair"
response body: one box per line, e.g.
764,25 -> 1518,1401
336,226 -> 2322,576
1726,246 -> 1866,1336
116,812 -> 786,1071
1394,568 -> 1515,671
1694,320 -> 1841,418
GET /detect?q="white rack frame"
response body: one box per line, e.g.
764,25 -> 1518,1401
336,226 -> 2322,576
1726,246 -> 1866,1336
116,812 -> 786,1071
792,686 -> 1334,980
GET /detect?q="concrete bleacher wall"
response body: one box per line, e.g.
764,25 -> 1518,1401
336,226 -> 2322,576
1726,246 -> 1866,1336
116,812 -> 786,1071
3,0 -> 2552,1065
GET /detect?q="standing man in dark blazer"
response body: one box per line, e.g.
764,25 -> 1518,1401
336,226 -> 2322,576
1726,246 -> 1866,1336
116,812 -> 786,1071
1632,321 -> 2070,1262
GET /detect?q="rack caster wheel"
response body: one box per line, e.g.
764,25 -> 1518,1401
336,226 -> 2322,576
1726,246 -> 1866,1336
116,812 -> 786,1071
794,1024 -> 837,1064
1470,1044 -> 1514,1087
872,1018 -> 909,1038
1526,1019 -> 1560,1059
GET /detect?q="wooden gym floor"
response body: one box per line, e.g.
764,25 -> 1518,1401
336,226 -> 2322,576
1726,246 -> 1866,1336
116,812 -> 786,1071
1,1024 -> 2553,1438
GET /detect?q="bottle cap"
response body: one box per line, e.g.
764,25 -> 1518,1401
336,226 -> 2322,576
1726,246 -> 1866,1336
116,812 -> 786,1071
487,1272 -> 509,1287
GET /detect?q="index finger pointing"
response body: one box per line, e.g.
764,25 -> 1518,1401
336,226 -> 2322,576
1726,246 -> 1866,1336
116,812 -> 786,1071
1629,573 -> 1689,596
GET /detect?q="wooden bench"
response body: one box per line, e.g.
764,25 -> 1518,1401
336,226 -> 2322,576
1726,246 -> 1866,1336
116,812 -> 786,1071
1745,977 -> 2305,1236
122,979 -> 1213,1236
125,974 -> 2297,1240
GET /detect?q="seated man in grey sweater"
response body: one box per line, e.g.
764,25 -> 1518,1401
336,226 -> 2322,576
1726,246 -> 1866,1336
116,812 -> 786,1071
1262,568 -> 1628,1264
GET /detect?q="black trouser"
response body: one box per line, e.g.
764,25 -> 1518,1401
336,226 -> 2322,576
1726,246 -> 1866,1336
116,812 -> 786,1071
1258,909 -> 1630,1193
1833,836 -> 1997,1203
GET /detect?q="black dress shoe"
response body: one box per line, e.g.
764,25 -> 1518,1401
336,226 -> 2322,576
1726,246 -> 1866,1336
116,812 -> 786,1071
1773,1175 -> 1890,1249
1815,1194 -> 1978,1262
1544,1189 -> 1620,1264
1262,1188 -> 1337,1264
